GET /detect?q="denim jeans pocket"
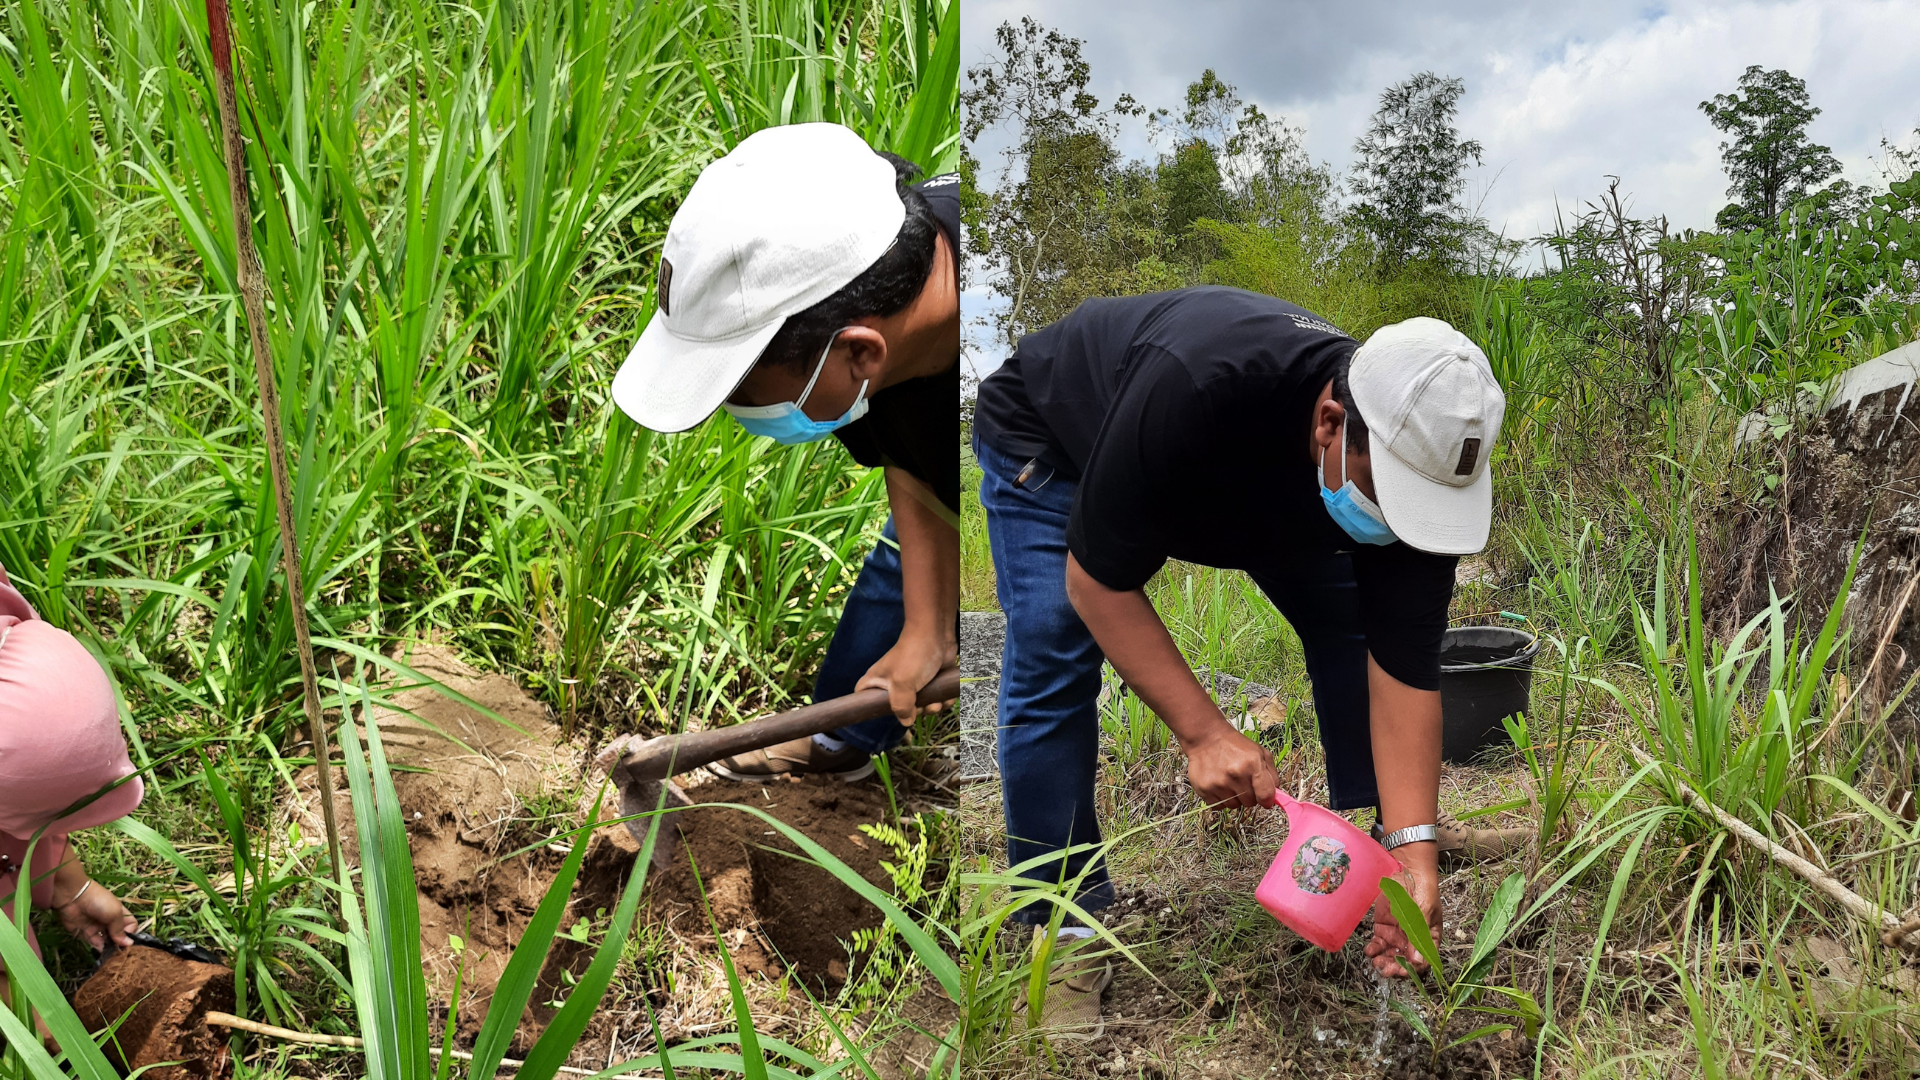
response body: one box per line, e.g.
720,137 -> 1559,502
1012,456 -> 1056,493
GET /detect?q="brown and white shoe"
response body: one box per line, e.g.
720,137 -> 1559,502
707,735 -> 875,783
1373,809 -> 1533,863
1437,808 -> 1532,861
1011,928 -> 1113,1042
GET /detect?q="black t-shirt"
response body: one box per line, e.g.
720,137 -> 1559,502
832,173 -> 961,516
974,287 -> 1458,690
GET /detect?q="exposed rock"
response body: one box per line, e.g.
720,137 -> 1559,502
959,611 -> 1004,782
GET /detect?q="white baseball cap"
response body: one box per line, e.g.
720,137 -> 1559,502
1348,317 -> 1507,555
611,123 -> 905,432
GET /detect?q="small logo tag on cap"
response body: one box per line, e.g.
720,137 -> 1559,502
1454,437 -> 1481,476
658,257 -> 673,317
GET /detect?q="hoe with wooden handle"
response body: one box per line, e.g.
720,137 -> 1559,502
594,667 -> 960,871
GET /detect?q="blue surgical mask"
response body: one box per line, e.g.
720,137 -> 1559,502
1319,417 -> 1398,546
724,328 -> 869,444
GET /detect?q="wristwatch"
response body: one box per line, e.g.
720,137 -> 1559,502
1379,824 -> 1438,850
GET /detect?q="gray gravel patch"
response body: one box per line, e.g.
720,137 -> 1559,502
959,610 -> 1004,783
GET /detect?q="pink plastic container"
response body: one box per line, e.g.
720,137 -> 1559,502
1255,791 -> 1404,951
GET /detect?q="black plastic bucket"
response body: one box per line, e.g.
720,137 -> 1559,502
1439,626 -> 1539,764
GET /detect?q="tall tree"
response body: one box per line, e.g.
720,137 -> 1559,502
1160,139 -> 1229,237
964,19 -> 1162,348
1700,66 -> 1841,230
1155,70 -> 1235,237
1882,125 -> 1920,182
1346,71 -> 1483,269
1149,70 -> 1332,237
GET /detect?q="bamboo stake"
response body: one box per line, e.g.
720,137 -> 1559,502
1628,747 -> 1903,940
202,0 -> 344,883
203,1012 -> 614,1077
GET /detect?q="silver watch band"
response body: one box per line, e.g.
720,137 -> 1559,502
1379,824 -> 1438,850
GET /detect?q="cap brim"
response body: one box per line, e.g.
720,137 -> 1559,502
1371,448 -> 1492,556
611,315 -> 784,433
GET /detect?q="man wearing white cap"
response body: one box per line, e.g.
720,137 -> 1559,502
972,286 -> 1515,1025
613,123 -> 959,779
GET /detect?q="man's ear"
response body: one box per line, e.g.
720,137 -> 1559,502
1313,396 -> 1346,449
838,324 -> 889,383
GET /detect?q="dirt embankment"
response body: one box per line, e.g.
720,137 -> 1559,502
1715,358 -> 1920,744
286,644 -> 899,1060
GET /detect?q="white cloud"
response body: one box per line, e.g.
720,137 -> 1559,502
964,0 -> 1920,246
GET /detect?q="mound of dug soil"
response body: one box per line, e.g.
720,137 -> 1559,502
597,774 -> 897,987
288,644 -> 582,1047
285,644 -> 904,1059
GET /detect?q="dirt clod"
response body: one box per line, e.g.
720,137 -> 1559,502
631,774 -> 898,986
288,644 -> 579,1048
72,944 -> 234,1080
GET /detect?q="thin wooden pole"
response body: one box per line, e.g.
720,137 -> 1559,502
202,0 -> 344,884
203,1013 -> 612,1077
1629,747 -> 1903,939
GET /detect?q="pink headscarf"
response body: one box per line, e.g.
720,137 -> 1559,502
1,562 -> 145,953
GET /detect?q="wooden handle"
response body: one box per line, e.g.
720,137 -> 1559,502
621,667 -> 960,780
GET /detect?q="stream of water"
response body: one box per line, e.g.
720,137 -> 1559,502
1368,970 -> 1396,1068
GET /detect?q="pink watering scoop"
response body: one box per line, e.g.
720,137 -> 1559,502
1255,791 -> 1403,951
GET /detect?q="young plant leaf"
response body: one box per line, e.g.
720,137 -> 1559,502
1378,877 -> 1444,979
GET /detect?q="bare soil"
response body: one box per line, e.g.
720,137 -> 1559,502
282,643 -> 907,1062
639,774 -> 896,986
1380,1026 -> 1535,1080
287,644 -> 581,1048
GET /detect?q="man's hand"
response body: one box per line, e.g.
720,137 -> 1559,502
56,880 -> 137,953
872,465 -> 959,728
1182,722 -> 1279,810
1364,845 -> 1440,978
857,630 -> 958,726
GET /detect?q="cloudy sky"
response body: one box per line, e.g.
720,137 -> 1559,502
960,0 -> 1920,373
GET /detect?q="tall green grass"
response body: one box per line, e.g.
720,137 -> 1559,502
0,0 -> 952,725
1,0 -> 957,1073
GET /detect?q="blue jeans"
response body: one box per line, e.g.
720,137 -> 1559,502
976,436 -> 1378,926
818,518 -> 916,755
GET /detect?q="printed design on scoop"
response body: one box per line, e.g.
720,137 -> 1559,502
1290,835 -> 1351,895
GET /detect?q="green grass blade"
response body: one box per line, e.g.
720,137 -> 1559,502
890,0 -> 957,171
465,790 -> 605,1079
0,907 -> 122,1080
1378,877 -> 1444,978
689,853 -> 768,1080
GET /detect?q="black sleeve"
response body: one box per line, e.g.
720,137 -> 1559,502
1066,354 -> 1212,591
1350,543 -> 1458,691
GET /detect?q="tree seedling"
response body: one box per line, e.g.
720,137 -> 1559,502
1378,872 -> 1542,1069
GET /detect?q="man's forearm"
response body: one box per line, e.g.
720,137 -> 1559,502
1063,553 -> 1225,747
1368,655 -> 1442,875
884,468 -> 958,650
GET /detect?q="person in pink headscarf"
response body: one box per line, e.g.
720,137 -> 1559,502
0,561 -> 143,1021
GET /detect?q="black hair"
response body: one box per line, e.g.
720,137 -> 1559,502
1332,350 -> 1369,455
754,152 -> 940,373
